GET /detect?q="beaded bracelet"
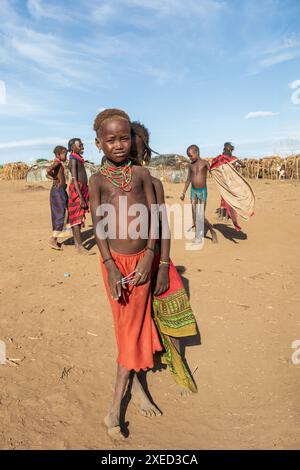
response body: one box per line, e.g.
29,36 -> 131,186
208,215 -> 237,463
145,246 -> 155,254
159,260 -> 170,266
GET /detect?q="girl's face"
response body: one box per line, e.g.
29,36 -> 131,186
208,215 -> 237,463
96,119 -> 131,164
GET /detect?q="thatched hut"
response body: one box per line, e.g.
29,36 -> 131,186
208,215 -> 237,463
26,161 -> 98,184
240,155 -> 300,180
0,163 -> 29,180
148,154 -> 190,183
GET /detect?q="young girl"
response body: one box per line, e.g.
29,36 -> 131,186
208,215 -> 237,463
89,109 -> 162,440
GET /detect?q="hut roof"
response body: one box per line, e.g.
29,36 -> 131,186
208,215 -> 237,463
0,162 -> 29,180
26,160 -> 98,183
149,154 -> 189,168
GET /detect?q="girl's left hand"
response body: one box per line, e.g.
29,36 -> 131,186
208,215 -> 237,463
133,251 -> 154,286
154,265 -> 170,296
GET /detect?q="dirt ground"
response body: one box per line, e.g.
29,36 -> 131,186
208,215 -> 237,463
0,178 -> 299,450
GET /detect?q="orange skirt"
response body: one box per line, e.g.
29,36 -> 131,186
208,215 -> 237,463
100,249 -> 162,372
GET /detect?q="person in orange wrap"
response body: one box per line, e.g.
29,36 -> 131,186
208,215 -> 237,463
89,109 -> 162,440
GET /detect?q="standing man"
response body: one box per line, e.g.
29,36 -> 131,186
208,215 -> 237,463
68,138 -> 89,253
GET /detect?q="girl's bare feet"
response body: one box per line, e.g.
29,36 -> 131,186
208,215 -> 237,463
177,386 -> 193,398
104,412 -> 125,441
132,375 -> 162,418
132,386 -> 162,418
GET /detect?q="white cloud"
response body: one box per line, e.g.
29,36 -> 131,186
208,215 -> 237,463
259,51 -> 299,68
245,111 -> 279,119
263,36 -> 300,56
0,88 -> 43,117
124,0 -> 226,17
89,3 -> 116,23
249,35 -> 300,74
0,138 -> 65,150
27,0 -> 70,21
0,80 -> 6,104
7,27 -> 103,89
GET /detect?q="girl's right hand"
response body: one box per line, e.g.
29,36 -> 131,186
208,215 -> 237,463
107,264 -> 124,301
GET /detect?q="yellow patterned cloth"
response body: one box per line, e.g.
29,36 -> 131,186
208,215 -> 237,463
152,259 -> 198,393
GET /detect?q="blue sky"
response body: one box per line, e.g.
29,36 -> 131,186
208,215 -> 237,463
0,0 -> 300,164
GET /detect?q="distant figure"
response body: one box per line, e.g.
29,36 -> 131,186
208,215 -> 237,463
67,138 -> 89,253
211,142 -> 254,232
180,144 -> 217,243
276,164 -> 285,180
46,145 -> 69,250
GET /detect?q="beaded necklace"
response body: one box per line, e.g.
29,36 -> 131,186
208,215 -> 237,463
70,152 -> 85,164
100,159 -> 132,192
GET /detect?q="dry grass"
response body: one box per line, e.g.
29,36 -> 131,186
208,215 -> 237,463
0,163 -> 29,181
240,155 -> 300,180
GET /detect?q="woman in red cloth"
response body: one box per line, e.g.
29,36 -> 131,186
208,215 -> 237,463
211,142 -> 245,232
67,138 -> 89,253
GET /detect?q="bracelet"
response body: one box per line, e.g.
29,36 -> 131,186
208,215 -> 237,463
145,247 -> 155,254
159,260 -> 170,266
103,257 -> 113,264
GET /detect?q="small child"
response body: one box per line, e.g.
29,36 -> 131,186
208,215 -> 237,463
47,145 -> 69,250
181,145 -> 217,243
67,138 -> 89,253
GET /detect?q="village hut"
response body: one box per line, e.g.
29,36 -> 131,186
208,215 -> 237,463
0,163 -> 29,180
147,154 -> 190,183
26,161 -> 98,184
240,155 -> 300,180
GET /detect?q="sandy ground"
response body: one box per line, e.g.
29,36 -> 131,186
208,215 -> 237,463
0,178 -> 299,450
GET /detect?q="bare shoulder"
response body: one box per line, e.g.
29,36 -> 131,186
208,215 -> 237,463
152,176 -> 163,191
89,172 -> 105,188
133,165 -> 151,179
152,177 -> 165,204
